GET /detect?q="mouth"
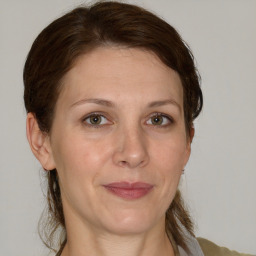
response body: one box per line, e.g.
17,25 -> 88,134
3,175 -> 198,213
103,182 -> 154,200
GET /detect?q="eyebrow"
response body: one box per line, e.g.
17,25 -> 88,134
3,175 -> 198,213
70,98 -> 181,111
70,98 -> 115,108
148,99 -> 181,112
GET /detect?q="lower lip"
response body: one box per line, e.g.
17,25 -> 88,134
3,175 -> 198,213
103,186 -> 153,200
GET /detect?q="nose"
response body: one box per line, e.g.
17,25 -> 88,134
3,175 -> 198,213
112,125 -> 149,169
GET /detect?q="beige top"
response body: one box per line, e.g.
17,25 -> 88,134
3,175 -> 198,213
168,226 -> 254,256
55,234 -> 254,256
197,238 -> 255,256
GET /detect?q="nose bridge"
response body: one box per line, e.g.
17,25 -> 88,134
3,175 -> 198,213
113,120 -> 149,169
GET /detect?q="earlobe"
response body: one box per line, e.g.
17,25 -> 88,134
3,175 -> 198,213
26,113 -> 56,171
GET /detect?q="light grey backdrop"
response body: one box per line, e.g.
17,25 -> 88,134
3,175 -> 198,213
0,0 -> 255,255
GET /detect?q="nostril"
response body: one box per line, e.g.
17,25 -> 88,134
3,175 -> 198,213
119,160 -> 128,167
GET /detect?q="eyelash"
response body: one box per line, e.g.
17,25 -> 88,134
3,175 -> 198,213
82,112 -> 174,128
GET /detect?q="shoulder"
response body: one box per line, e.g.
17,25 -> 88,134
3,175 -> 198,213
197,237 -> 254,256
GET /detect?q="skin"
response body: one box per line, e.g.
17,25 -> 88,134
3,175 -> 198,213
27,47 -> 193,256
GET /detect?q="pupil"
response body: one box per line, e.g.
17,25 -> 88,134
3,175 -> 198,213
153,116 -> 163,125
90,115 -> 101,124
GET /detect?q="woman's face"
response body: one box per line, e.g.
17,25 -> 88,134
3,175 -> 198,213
46,47 -> 192,235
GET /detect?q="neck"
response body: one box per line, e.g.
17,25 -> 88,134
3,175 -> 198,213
61,216 -> 175,256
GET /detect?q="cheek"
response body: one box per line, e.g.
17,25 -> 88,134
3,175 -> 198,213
51,132 -> 114,210
51,130 -> 114,180
153,138 -> 188,171
151,137 -> 188,194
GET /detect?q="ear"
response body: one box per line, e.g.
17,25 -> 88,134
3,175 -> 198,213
183,126 -> 195,168
26,113 -> 56,171
189,126 -> 195,144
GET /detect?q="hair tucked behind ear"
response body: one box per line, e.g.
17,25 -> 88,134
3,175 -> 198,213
24,1 -> 202,254
37,170 -> 66,253
166,190 -> 194,252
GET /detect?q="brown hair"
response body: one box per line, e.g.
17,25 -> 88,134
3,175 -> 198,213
24,1 -> 203,254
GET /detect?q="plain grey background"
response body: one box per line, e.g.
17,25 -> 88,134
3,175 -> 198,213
0,0 -> 255,255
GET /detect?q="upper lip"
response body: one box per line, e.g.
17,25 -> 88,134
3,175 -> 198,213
103,182 -> 153,189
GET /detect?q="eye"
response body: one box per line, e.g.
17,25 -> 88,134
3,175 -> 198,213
146,114 -> 173,126
83,113 -> 110,127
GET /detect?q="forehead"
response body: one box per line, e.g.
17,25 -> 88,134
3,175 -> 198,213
58,47 -> 183,108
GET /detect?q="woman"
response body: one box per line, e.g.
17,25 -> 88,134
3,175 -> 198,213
23,1 -> 252,256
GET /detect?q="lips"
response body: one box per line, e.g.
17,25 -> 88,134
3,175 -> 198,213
103,182 -> 154,200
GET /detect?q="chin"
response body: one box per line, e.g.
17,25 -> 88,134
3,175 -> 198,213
102,209 -> 162,235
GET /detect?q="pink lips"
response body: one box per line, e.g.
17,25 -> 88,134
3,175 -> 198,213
103,182 -> 153,200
